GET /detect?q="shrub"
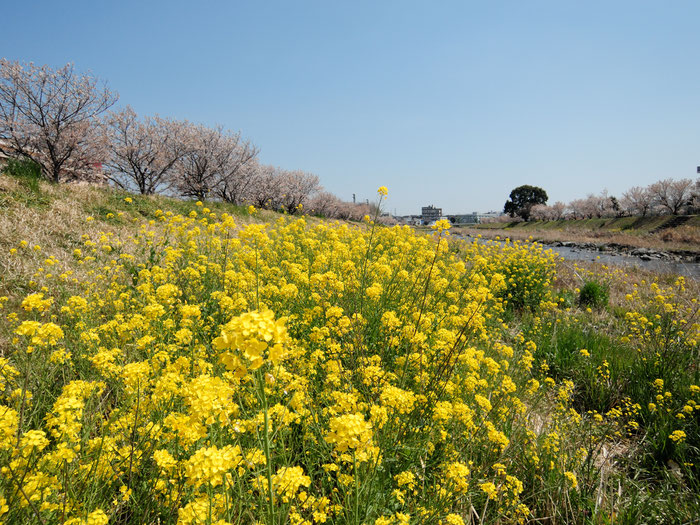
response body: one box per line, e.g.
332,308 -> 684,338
579,280 -> 609,309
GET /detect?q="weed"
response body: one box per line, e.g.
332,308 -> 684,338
1,158 -> 51,208
4,158 -> 41,184
579,279 -> 609,309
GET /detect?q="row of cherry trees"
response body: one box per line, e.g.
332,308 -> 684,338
527,179 -> 699,221
102,107 -> 325,212
0,59 -> 364,217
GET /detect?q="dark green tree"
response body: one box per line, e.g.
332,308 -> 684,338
609,196 -> 623,217
503,185 -> 548,221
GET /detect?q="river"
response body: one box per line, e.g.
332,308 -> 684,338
457,235 -> 700,280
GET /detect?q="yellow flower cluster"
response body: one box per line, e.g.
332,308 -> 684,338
214,309 -> 290,371
0,199 -> 592,524
325,413 -> 374,455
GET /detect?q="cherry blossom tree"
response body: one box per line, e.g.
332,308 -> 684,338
308,191 -> 343,218
277,170 -> 320,214
103,106 -> 188,194
550,201 -> 566,219
247,164 -> 282,209
377,214 -> 397,226
529,204 -> 551,221
211,137 -> 259,205
585,191 -> 617,218
173,124 -> 228,201
244,166 -> 320,213
568,198 -> 589,219
648,178 -> 694,215
529,202 -> 566,220
621,186 -> 655,217
335,201 -> 371,222
529,202 -> 567,221
172,124 -> 259,202
0,59 -> 117,183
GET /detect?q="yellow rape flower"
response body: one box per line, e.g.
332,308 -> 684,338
669,430 -> 686,443
479,482 -> 498,499
184,444 -> 243,488
21,292 -> 53,312
325,413 -> 373,454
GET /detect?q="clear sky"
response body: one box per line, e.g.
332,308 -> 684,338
2,1 -> 699,215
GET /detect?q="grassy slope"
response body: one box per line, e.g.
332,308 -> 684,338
0,173 -> 278,300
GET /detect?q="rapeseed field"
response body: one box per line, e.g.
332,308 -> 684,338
0,185 -> 698,524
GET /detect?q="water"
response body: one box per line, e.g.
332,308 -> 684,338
457,235 -> 700,280
549,245 -> 700,280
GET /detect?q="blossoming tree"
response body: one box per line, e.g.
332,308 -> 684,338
103,106 -> 189,194
0,59 -> 118,183
174,124 -> 258,202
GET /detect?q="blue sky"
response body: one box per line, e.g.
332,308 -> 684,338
3,1 -> 699,214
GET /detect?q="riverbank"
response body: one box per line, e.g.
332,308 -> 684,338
455,215 -> 700,261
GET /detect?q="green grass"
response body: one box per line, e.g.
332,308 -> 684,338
527,316 -> 634,412
512,282 -> 700,522
0,158 -> 52,209
525,286 -> 700,500
90,188 -> 252,223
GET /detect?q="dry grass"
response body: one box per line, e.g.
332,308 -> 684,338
0,175 -> 274,302
553,257 -> 699,307
658,224 -> 700,245
0,179 -> 112,296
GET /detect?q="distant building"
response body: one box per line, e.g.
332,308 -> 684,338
402,205 -> 505,227
395,215 -> 423,226
421,205 -> 442,222
448,213 -> 479,224
477,211 -> 506,222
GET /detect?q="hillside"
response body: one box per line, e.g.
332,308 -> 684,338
0,173 -> 277,302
